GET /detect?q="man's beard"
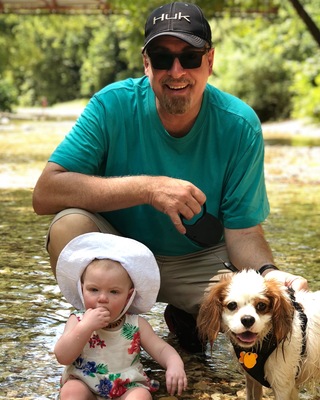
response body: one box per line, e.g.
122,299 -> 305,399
159,93 -> 191,115
158,78 -> 192,114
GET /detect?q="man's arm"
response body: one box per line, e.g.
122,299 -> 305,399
224,225 -> 308,290
33,162 -> 150,214
224,225 -> 274,271
32,162 -> 206,234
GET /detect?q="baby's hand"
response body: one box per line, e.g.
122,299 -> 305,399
165,365 -> 188,396
82,307 -> 111,330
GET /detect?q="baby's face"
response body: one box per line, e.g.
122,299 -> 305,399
82,259 -> 133,320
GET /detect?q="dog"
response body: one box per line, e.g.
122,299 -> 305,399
197,269 -> 320,400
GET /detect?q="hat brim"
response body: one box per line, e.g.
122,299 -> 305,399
56,233 -> 160,314
142,32 -> 207,52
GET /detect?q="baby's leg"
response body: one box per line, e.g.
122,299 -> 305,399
120,387 -> 152,400
60,379 -> 97,400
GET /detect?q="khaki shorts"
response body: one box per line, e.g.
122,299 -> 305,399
47,208 -> 231,315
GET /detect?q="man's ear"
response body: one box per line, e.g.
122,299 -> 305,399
143,53 -> 151,75
208,48 -> 215,74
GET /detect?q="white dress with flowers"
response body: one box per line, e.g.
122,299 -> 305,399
61,312 -> 158,398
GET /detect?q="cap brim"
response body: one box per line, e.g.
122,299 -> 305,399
142,32 -> 207,52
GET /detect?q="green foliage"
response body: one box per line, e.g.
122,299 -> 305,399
0,14 -> 100,106
210,17 -> 293,121
0,0 -> 319,121
290,54 -> 320,121
212,52 -> 292,122
38,16 -> 97,104
209,0 -> 320,122
80,13 -> 144,97
0,78 -> 18,112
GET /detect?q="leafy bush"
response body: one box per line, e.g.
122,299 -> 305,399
0,78 -> 17,112
210,6 -> 320,123
290,55 -> 320,122
211,47 -> 292,122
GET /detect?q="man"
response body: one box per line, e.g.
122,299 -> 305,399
33,2 -> 307,353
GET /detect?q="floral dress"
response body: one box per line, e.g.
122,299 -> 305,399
61,312 -> 159,398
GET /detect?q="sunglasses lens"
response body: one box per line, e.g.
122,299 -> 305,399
179,52 -> 203,69
149,53 -> 174,69
148,51 -> 205,70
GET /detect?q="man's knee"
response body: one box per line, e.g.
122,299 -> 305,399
48,213 -> 100,276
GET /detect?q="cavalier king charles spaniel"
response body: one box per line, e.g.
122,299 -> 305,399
197,269 -> 320,400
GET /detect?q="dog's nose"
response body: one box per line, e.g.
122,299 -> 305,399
241,315 -> 255,328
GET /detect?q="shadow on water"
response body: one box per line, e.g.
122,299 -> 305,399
0,122 -> 319,399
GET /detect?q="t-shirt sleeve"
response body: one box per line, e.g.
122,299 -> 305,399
220,120 -> 270,229
49,95 -> 109,175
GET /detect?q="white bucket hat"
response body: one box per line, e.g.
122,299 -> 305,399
56,232 -> 160,314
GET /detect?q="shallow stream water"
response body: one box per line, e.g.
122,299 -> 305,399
0,120 -> 319,399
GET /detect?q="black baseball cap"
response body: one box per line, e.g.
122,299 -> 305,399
142,2 -> 212,52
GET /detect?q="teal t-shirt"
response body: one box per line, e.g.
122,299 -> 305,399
49,76 -> 269,256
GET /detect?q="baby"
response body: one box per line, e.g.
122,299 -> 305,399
54,232 -> 187,400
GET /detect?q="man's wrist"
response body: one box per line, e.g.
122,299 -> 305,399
258,264 -> 279,276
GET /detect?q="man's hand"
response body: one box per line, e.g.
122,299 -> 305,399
264,270 -> 308,291
147,176 -> 206,234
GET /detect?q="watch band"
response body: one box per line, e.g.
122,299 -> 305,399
258,264 -> 279,275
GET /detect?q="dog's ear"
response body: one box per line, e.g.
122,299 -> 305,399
197,275 -> 231,343
265,279 -> 294,344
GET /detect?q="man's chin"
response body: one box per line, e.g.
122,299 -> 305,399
160,97 -> 190,115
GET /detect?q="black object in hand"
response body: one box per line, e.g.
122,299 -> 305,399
181,203 -> 223,247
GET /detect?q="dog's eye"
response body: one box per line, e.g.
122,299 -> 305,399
227,302 -> 238,311
256,302 -> 267,312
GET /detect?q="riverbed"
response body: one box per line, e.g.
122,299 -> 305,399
0,118 -> 319,399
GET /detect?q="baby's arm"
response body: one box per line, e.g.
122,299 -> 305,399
139,316 -> 187,396
54,307 -> 110,365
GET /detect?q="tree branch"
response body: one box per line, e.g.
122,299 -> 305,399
288,0 -> 320,47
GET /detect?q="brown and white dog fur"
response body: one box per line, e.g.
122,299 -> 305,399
197,269 -> 320,400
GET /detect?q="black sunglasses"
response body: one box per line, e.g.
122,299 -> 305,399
180,202 -> 223,247
147,49 -> 208,70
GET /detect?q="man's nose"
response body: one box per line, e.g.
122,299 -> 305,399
168,57 -> 186,77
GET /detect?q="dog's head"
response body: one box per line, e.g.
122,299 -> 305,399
197,269 -> 293,348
